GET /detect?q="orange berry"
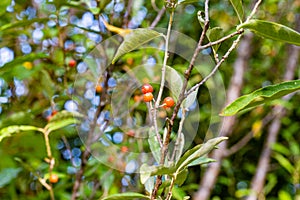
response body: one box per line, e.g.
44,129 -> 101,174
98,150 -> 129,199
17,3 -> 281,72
120,146 -> 128,153
163,97 -> 175,108
51,110 -> 58,116
126,57 -> 134,65
49,174 -> 59,183
143,92 -> 153,102
69,60 -> 76,68
126,130 -> 135,137
108,156 -> 114,163
141,84 -> 153,94
95,85 -> 103,93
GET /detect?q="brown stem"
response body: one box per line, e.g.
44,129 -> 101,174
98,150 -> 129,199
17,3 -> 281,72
152,1 -> 211,198
150,7 -> 166,29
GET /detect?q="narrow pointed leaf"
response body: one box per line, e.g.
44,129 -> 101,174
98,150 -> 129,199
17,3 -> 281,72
0,53 -> 48,74
176,137 -> 228,171
166,65 -> 183,100
221,80 -> 300,116
0,125 -> 42,142
140,163 -> 177,181
178,0 -> 200,5
175,169 -> 188,186
46,118 -> 80,133
187,157 -> 216,167
140,164 -> 153,184
148,127 -> 161,163
0,168 -> 22,188
48,110 -> 84,122
112,29 -> 162,64
207,27 -> 224,53
238,20 -> 300,46
102,192 -> 150,200
0,18 -> 48,32
229,0 -> 244,23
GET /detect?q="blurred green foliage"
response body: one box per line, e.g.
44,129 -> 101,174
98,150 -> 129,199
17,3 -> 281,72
0,0 -> 299,199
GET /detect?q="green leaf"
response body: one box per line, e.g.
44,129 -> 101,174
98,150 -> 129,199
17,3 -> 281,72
175,168 -> 188,186
45,118 -> 80,133
52,49 -> 64,66
166,65 -> 184,100
221,80 -> 300,116
140,164 -> 154,184
0,53 -> 48,75
207,27 -> 224,54
0,0 -> 11,17
272,153 -> 294,174
229,0 -> 244,23
176,137 -> 227,172
144,176 -> 155,194
187,157 -> 216,167
102,192 -> 150,200
0,168 -> 22,188
278,190 -> 293,200
48,110 -> 84,122
178,0 -> 200,5
174,133 -> 185,163
238,20 -> 300,46
148,127 -> 161,163
112,29 -> 162,64
183,89 -> 198,109
0,18 -> 48,32
140,163 -> 177,181
0,125 -> 42,142
40,70 -> 56,98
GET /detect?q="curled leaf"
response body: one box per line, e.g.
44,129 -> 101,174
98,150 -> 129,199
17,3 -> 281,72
221,80 -> 300,116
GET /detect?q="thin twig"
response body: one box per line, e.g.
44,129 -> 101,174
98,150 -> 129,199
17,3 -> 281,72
150,7 -> 166,29
171,108 -> 186,161
151,8 -> 175,200
186,34 -> 243,97
155,11 -> 174,108
200,29 -> 244,51
245,0 -> 263,23
152,0 -> 211,198
151,0 -> 160,12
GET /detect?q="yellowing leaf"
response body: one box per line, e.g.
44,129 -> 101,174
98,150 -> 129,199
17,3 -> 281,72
101,17 -> 131,37
252,120 -> 263,138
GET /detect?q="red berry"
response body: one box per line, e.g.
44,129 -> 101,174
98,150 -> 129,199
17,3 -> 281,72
163,97 -> 175,108
49,174 -> 59,183
120,146 -> 128,153
141,84 -> 153,94
69,60 -> 76,68
143,92 -> 153,102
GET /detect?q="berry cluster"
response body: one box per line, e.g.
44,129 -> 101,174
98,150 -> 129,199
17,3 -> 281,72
141,84 -> 175,109
141,84 -> 154,102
